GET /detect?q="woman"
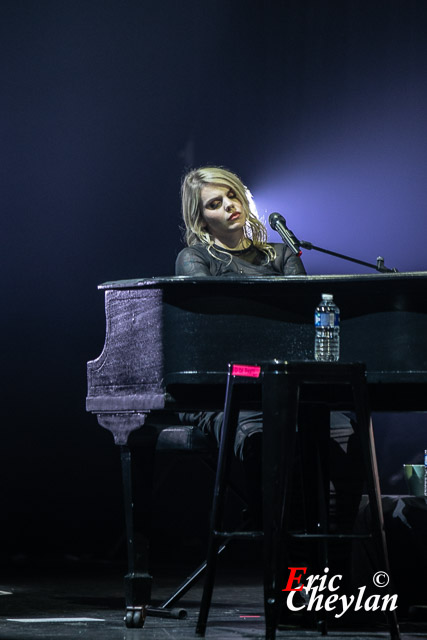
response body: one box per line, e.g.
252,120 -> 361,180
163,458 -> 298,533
176,165 -> 307,464
175,166 -> 361,539
175,166 -> 306,278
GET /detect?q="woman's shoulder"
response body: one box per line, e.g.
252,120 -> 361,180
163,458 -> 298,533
266,242 -> 307,275
268,242 -> 285,255
265,242 -> 287,262
175,243 -> 212,276
176,243 -> 210,265
177,243 -> 209,257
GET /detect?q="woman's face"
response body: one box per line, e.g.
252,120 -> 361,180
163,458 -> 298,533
200,183 -> 246,245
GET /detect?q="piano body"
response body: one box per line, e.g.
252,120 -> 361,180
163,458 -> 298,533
86,272 -> 427,626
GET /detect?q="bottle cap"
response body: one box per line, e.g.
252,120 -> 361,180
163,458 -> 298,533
321,293 -> 333,301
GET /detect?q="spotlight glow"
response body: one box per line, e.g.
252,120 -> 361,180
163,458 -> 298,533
252,86 -> 427,275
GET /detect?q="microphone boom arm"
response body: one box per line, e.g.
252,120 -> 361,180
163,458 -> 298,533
268,212 -> 398,273
297,239 -> 398,273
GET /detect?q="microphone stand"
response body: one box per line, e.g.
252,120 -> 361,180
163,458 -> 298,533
296,238 -> 398,274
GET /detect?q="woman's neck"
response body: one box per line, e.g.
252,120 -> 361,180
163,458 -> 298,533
213,234 -> 251,251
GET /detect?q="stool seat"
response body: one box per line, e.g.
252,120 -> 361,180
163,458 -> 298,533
196,361 -> 400,640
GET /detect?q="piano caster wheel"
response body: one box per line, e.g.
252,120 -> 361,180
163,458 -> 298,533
124,606 -> 146,628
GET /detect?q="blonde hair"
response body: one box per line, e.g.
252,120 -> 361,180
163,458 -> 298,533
180,166 -> 275,262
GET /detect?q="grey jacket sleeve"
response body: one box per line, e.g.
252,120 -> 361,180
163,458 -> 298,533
175,247 -> 212,276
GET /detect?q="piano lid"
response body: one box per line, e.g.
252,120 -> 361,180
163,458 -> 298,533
97,270 -> 427,290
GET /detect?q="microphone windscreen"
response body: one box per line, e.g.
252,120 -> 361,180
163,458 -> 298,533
268,212 -> 283,230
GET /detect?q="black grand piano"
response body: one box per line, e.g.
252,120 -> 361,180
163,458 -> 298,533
86,272 -> 427,627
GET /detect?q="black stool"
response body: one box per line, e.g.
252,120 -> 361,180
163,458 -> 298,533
196,361 -> 400,640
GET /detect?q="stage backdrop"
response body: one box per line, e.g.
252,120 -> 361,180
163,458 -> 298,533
2,0 -> 426,559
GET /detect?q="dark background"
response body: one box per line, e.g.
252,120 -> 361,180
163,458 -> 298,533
2,0 -> 427,563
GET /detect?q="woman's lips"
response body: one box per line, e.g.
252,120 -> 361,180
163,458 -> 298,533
228,212 -> 241,221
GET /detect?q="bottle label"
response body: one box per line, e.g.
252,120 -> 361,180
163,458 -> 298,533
315,311 -> 340,327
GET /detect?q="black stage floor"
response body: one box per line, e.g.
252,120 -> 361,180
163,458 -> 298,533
1,556 -> 426,640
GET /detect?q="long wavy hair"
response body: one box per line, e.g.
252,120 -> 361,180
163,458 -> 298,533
181,166 -> 275,262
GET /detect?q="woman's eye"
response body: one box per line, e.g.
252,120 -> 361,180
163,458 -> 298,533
228,191 -> 237,199
208,200 -> 221,209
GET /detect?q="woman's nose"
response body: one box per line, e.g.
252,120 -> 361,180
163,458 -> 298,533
224,198 -> 234,211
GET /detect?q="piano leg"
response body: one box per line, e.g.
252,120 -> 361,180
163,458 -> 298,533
120,444 -> 152,628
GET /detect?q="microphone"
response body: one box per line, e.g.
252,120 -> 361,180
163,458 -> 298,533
268,212 -> 301,255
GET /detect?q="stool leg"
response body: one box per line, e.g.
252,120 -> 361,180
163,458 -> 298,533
299,406 -> 330,562
196,375 -> 240,637
299,406 -> 330,636
262,372 -> 299,640
352,381 -> 400,640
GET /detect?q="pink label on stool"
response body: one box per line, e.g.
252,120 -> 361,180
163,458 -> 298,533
231,364 -> 261,378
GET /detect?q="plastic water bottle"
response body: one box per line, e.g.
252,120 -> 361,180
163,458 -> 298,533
314,293 -> 340,361
424,449 -> 427,497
